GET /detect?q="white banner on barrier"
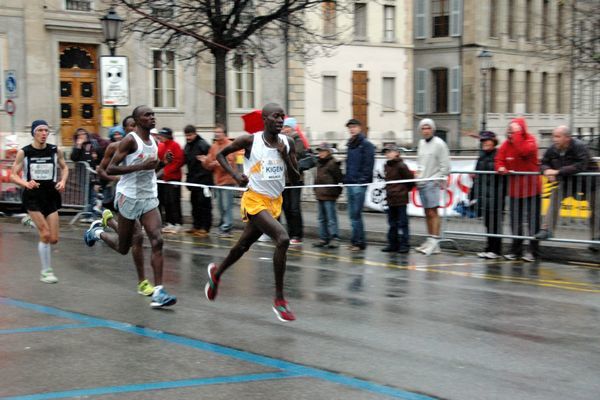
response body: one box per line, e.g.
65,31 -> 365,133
365,159 -> 476,216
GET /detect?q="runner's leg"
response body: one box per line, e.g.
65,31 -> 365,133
140,208 -> 163,286
214,221 -> 262,279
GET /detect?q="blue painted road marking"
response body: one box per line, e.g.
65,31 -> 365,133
0,297 -> 438,400
0,324 -> 99,335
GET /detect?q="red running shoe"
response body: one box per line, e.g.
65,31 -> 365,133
204,263 -> 219,301
272,298 -> 296,322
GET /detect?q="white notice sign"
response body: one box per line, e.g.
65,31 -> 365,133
100,56 -> 129,106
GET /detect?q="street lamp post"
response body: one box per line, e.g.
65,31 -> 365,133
477,49 -> 493,132
100,8 -> 124,127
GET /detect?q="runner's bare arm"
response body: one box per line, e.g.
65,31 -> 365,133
55,148 -> 69,192
217,135 -> 253,186
9,150 -> 38,189
106,135 -> 158,175
96,143 -> 119,181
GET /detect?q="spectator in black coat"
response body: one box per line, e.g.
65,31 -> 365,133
535,126 -> 599,252
183,125 -> 213,236
71,128 -> 103,218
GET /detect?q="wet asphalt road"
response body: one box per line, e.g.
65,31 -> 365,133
1,220 -> 599,400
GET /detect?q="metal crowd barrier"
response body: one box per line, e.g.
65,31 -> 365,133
443,170 -> 600,246
0,159 -> 92,222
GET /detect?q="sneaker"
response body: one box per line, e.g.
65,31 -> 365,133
204,263 -> 219,301
290,238 -> 303,245
101,209 -> 113,228
381,246 -> 398,252
162,224 -> 176,234
218,231 -> 233,238
327,241 -> 339,249
84,221 -> 104,247
424,240 -> 441,256
40,269 -> 58,284
21,215 -> 36,228
312,241 -> 328,248
416,238 -> 433,254
522,252 -> 537,262
503,253 -> 519,261
150,287 -> 177,308
258,234 -> 271,242
137,279 -> 155,296
272,298 -> 296,322
477,252 -> 488,258
349,245 -> 364,252
534,229 -> 552,240
485,252 -> 500,259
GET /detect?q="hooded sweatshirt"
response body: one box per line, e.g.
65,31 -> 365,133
494,118 -> 541,198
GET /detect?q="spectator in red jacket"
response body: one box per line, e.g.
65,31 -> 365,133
156,127 -> 185,233
495,118 -> 541,262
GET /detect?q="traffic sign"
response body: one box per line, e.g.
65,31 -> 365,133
4,70 -> 17,99
4,99 -> 15,116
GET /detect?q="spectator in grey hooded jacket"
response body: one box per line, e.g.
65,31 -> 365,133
415,118 -> 450,256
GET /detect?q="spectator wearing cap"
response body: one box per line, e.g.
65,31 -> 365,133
382,144 -> 414,253
415,118 -> 450,256
156,127 -> 185,234
183,124 -> 213,237
70,127 -> 104,220
312,142 -> 343,248
281,117 -> 308,245
343,118 -> 375,251
470,131 -> 506,259
198,124 -> 238,237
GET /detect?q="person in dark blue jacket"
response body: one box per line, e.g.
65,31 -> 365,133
343,119 -> 375,251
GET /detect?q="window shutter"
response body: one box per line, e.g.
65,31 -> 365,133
449,66 -> 461,114
416,68 -> 428,114
415,0 -> 426,39
450,0 -> 462,37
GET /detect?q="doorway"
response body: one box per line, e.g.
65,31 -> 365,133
59,43 -> 100,146
351,71 -> 368,133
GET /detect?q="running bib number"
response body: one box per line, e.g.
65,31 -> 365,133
30,163 -> 54,180
260,158 -> 285,181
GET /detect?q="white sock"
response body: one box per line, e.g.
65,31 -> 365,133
94,228 -> 104,240
38,242 -> 51,272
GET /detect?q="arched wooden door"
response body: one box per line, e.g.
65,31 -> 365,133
59,43 -> 100,146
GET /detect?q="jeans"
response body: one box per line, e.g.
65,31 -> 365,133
215,187 -> 233,233
509,195 -> 541,256
386,205 -> 409,250
317,200 -> 339,242
161,184 -> 182,225
347,186 -> 367,247
282,187 -> 303,239
84,181 -> 100,216
190,188 -> 212,231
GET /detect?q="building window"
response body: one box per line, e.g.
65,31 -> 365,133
556,73 -> 563,113
525,71 -> 532,113
489,0 -> 497,37
557,4 -> 563,45
541,72 -> 548,113
234,58 -> 255,110
382,77 -> 395,111
322,75 -> 337,111
66,0 -> 92,11
415,68 -> 428,114
508,0 -> 515,39
383,5 -> 396,42
323,2 -> 336,37
578,79 -> 585,112
542,0 -> 549,42
432,0 -> 449,37
354,3 -> 367,40
152,50 -> 176,108
593,81 -> 599,113
507,69 -> 514,113
490,68 -> 497,112
525,0 -> 533,41
415,0 -> 427,39
432,68 -> 448,113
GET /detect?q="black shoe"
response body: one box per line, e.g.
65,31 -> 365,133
534,229 -> 552,240
397,247 -> 410,254
381,246 -> 398,253
312,241 -> 328,248
327,241 -> 339,249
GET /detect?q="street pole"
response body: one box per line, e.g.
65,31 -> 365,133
109,45 -> 117,127
481,69 -> 487,131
